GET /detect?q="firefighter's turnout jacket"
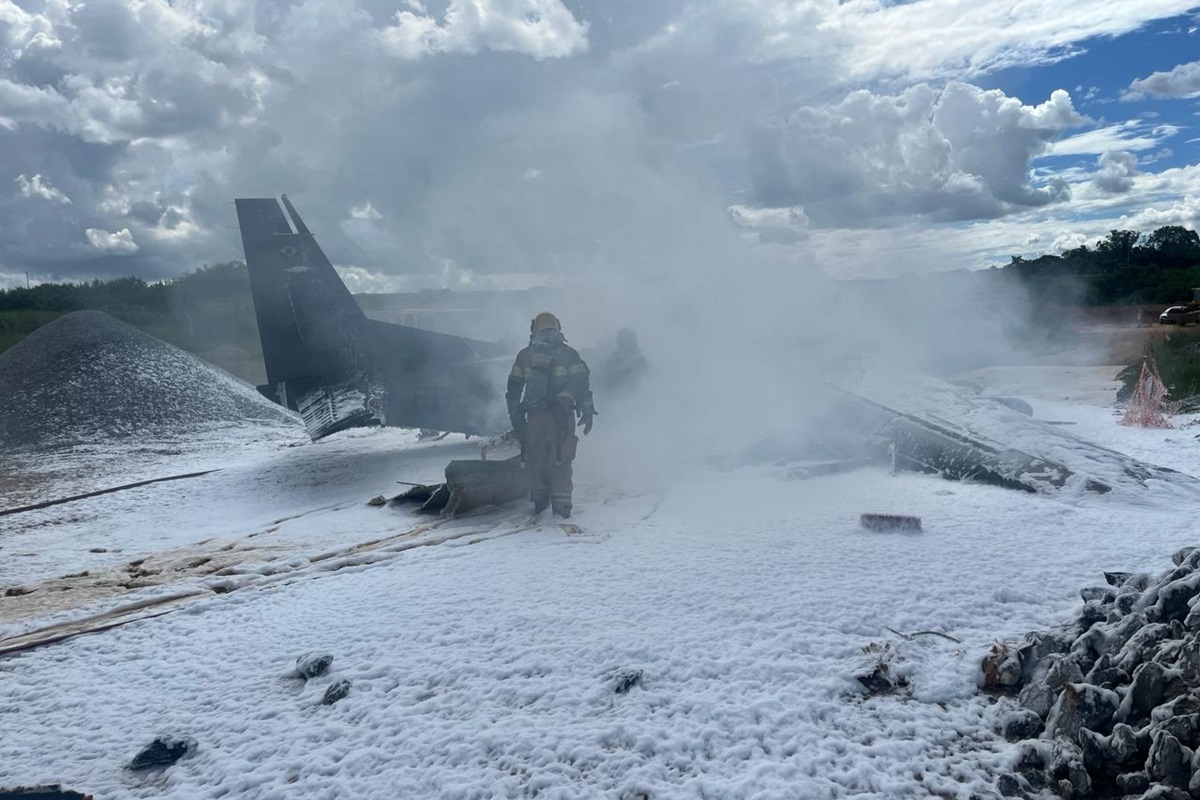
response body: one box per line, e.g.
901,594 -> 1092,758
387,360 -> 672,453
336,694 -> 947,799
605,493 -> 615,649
505,328 -> 595,515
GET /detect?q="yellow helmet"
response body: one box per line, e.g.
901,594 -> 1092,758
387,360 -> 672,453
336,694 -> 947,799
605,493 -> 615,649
531,311 -> 561,333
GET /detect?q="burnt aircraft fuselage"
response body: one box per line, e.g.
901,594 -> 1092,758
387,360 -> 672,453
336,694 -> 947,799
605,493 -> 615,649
236,196 -> 511,440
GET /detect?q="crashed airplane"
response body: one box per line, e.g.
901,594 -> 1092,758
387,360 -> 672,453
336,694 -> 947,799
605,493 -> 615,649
235,195 -> 512,441
235,197 -> 1197,512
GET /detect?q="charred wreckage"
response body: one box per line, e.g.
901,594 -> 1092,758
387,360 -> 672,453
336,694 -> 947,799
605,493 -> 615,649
235,197 -> 1198,514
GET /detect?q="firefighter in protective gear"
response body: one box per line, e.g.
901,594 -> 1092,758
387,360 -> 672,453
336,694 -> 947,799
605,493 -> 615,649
506,311 -> 595,518
601,327 -> 648,395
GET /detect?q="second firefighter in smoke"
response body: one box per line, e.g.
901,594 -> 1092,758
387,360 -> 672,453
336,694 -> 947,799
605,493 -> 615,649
506,312 -> 596,518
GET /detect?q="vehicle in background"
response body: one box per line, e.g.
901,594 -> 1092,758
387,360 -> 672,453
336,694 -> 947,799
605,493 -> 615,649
1158,305 -> 1200,325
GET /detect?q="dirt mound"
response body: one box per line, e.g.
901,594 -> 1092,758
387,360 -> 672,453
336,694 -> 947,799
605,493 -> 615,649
0,311 -> 297,452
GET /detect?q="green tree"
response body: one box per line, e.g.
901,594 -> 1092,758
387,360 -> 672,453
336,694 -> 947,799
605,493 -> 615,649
1143,225 -> 1200,264
1096,229 -> 1140,270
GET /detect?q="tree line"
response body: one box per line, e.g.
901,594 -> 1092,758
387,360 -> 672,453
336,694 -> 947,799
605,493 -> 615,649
4,225 -> 1200,372
1004,225 -> 1200,305
0,261 -> 266,383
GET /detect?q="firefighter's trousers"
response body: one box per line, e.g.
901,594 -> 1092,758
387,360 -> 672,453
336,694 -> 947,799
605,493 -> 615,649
524,410 -> 577,513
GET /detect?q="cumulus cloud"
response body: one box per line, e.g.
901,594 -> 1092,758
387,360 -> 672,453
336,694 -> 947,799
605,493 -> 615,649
1126,59 -> 1200,99
0,1 -> 265,145
0,0 -> 1197,284
15,173 -> 71,204
795,158 -> 1200,275
746,83 -> 1083,226
349,202 -> 382,221
143,201 -> 203,243
0,0 -> 63,60
85,227 -> 138,254
379,0 -> 588,59
1122,195 -> 1200,230
1093,151 -> 1140,194
1050,230 -> 1090,252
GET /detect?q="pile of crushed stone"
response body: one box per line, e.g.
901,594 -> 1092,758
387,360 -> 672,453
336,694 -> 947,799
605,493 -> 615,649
982,547 -> 1200,799
0,310 -> 298,452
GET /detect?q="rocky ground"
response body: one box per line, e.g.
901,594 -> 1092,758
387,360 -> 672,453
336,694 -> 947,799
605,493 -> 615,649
0,310 -> 297,453
985,548 -> 1200,799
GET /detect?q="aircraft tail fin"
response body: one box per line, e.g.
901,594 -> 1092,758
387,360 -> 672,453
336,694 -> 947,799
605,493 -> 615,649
236,195 -> 514,441
236,196 -> 366,388
236,196 -> 377,437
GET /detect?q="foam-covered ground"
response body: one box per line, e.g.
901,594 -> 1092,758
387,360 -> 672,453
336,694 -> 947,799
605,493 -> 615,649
1,367 -> 1197,798
960,365 -> 1200,476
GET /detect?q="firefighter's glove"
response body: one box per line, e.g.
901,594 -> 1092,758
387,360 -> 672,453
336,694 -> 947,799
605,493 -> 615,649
577,409 -> 595,436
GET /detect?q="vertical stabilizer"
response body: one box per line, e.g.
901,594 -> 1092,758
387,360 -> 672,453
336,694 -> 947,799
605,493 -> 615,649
236,197 -> 377,438
236,197 -> 366,387
235,196 -> 513,440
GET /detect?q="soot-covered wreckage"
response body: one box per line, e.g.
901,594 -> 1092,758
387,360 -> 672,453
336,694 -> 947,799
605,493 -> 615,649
236,197 -> 1198,512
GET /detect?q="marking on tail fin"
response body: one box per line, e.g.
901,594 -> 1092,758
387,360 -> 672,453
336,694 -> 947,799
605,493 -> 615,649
281,194 -> 312,237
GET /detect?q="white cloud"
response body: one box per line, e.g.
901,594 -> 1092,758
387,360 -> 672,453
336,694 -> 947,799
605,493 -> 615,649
747,83 -> 1084,222
1044,120 -> 1178,156
1141,148 -> 1175,165
0,0 -> 64,61
85,227 -> 139,254
0,0 -> 265,144
1092,151 -> 1140,194
779,161 -> 1200,277
96,185 -> 132,217
728,204 -> 810,244
732,0 -> 1200,82
1050,231 -> 1089,252
333,263 -> 547,293
1120,195 -> 1200,231
1070,161 -> 1200,213
379,0 -> 588,60
1,0 -> 1198,286
349,201 -> 382,221
15,173 -> 71,204
333,264 -> 413,293
143,201 -> 203,243
1126,59 -> 1200,99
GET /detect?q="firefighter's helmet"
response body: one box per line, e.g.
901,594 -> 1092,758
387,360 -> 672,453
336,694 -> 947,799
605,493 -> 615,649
531,311 -> 561,333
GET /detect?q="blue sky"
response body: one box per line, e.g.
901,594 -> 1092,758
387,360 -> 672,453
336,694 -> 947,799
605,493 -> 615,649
987,14 -> 1198,174
2,0 -> 1200,287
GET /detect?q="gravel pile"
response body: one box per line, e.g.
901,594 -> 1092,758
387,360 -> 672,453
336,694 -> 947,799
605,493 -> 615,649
0,311 -> 296,452
983,547 -> 1200,799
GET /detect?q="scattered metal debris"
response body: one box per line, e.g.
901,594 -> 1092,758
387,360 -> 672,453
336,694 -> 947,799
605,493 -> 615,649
128,736 -> 195,771
392,456 -> 528,517
883,626 -> 960,643
0,786 -> 92,799
292,653 -> 334,680
860,514 -> 923,533
610,669 -> 643,695
855,642 -> 908,695
322,680 -> 351,706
